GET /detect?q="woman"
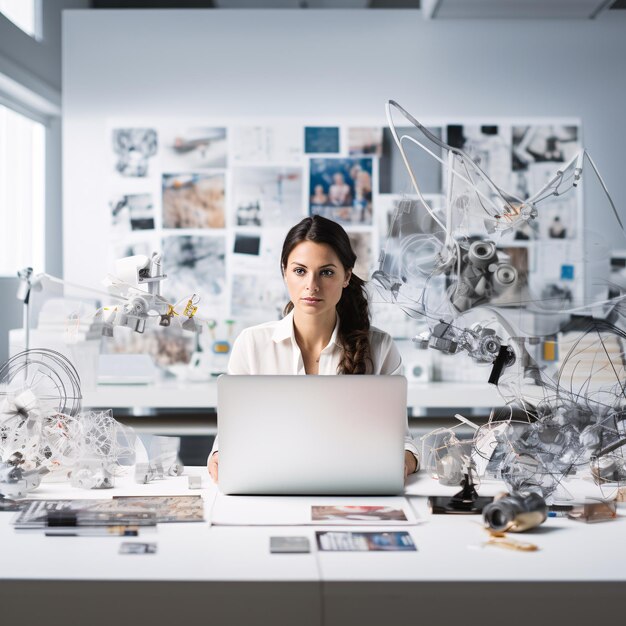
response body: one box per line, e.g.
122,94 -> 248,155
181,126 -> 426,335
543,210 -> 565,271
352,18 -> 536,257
208,215 -> 419,481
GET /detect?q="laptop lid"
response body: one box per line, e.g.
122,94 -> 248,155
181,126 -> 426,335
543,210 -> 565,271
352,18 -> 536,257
217,375 -> 407,495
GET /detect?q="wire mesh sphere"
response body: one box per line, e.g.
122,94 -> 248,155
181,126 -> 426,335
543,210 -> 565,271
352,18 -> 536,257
0,349 -> 82,417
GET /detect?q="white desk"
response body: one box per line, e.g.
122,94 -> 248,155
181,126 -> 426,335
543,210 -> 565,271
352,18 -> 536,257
1,470 -> 625,626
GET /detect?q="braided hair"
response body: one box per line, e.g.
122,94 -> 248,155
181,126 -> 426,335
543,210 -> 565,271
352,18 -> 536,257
281,215 -> 372,374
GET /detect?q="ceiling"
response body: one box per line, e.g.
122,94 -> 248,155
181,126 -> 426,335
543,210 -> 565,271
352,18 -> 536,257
90,0 -> 626,15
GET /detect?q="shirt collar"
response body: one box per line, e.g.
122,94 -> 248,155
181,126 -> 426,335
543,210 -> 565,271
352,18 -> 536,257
272,310 -> 341,348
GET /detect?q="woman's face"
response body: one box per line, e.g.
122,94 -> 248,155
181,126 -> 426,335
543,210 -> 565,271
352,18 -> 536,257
284,241 -> 351,320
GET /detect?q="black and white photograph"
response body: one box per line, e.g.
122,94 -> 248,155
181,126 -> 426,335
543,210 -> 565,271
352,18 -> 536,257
112,127 -> 158,177
376,194 -> 444,247
233,232 -> 261,256
348,127 -> 383,157
379,126 -> 442,194
110,193 -> 155,232
346,231 -> 374,280
232,125 -> 302,163
160,235 -> 226,307
160,126 -> 227,170
230,273 -> 287,322
309,157 -> 373,225
446,124 -> 512,189
512,124 -> 580,171
162,173 -> 225,229
231,228 -> 287,272
232,166 -> 303,227
304,126 -> 340,154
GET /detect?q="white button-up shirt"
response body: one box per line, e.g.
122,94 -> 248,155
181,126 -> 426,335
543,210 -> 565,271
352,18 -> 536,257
210,311 -> 419,463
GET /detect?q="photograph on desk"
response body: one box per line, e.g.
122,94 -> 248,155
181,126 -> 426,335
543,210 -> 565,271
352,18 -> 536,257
311,505 -> 408,523
13,496 -> 205,529
316,531 -> 417,552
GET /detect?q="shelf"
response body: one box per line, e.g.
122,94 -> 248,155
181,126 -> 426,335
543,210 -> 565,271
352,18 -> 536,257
82,379 -> 504,413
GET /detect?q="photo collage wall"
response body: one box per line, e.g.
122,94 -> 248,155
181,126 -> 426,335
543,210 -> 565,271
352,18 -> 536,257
107,118 -> 583,347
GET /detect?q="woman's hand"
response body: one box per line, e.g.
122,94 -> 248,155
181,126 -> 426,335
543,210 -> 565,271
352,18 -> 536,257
208,452 -> 219,483
404,450 -> 418,481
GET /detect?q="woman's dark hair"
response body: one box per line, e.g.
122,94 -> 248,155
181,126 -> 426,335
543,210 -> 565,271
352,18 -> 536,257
281,215 -> 372,374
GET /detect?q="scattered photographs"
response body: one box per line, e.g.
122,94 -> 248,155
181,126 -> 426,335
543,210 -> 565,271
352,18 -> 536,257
347,231 -> 373,281
162,173 -> 225,229
112,128 -> 158,177
233,167 -> 303,227
230,273 -> 286,321
110,194 -> 155,232
120,542 -> 157,555
161,127 -> 227,170
309,157 -> 373,226
446,124 -> 512,188
348,127 -> 383,157
305,127 -> 340,154
161,235 -> 226,306
316,531 -> 416,552
311,505 -> 408,522
379,126 -> 442,194
232,125 -> 302,163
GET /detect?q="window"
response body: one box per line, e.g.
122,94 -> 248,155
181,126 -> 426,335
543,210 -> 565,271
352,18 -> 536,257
0,0 -> 40,39
0,102 -> 45,276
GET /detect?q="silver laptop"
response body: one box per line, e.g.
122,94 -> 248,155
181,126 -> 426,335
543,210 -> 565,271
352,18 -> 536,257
217,375 -> 407,495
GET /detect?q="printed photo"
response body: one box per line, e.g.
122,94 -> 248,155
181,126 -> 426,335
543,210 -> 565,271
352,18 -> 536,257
379,126 -> 442,195
233,166 -> 303,227
160,127 -> 227,170
309,157 -> 373,225
447,124 -> 512,189
162,173 -> 225,229
112,128 -> 158,178
232,125 -> 302,163
316,531 -> 416,552
346,231 -> 373,281
233,233 -> 261,256
161,235 -> 226,307
348,127 -> 383,157
304,126 -> 340,154
311,505 -> 408,522
110,194 -> 155,232
512,124 -> 580,171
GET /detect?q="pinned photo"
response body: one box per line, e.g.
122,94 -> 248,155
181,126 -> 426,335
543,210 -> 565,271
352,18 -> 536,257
348,127 -> 383,157
162,173 -> 225,229
110,194 -> 155,232
233,167 -> 303,227
304,127 -> 340,154
161,127 -> 227,170
232,125 -> 303,163
161,235 -> 226,307
512,124 -> 580,171
112,128 -> 158,178
309,157 -> 373,225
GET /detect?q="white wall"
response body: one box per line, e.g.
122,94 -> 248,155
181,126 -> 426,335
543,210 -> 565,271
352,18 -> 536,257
63,9 -> 626,288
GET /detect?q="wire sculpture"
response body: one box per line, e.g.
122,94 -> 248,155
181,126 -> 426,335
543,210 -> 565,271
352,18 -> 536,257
378,101 -> 626,504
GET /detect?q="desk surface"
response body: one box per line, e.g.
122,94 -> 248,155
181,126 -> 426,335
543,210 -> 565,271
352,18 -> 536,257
2,469 -> 625,584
